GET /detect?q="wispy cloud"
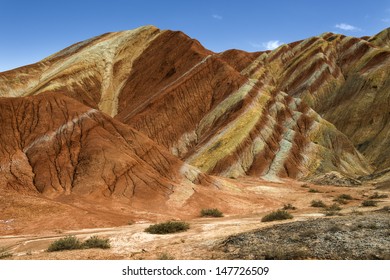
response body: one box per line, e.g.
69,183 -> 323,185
250,40 -> 283,50
381,18 -> 390,23
212,14 -> 223,20
249,40 -> 284,50
335,23 -> 361,31
262,40 -> 283,50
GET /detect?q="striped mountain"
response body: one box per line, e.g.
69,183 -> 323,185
1,25 -> 388,202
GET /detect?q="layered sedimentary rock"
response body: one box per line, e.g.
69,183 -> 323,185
235,28 -> 390,171
0,92 -> 217,212
1,25 -> 388,202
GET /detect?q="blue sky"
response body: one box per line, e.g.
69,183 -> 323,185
0,0 -> 389,72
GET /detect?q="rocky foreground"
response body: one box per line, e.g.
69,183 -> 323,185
219,210 -> 390,260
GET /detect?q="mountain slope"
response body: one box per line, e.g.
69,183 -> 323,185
1,26 -> 387,191
238,28 -> 390,171
0,92 -> 221,213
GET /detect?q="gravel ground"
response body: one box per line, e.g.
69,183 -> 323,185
219,210 -> 390,260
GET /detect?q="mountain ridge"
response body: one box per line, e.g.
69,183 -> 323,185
1,26 -> 389,229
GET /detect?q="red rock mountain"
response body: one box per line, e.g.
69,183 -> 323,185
0,26 -> 389,227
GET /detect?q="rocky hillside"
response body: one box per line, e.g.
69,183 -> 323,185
1,26 -> 389,204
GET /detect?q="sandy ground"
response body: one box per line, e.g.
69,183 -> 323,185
1,178 -> 389,260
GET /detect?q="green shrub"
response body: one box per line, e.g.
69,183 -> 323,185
145,221 -> 190,234
47,235 -> 111,252
200,208 -> 223,217
311,200 -> 327,208
369,192 -> 388,199
82,236 -> 110,249
361,200 -> 378,207
282,203 -> 297,210
47,236 -> 81,252
261,210 -> 293,222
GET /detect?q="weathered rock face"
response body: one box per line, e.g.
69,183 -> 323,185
0,92 -> 218,213
0,25 -> 388,204
236,28 -> 390,171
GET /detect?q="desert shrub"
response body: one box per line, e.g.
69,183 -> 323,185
334,194 -> 353,204
323,203 -> 342,216
311,200 -> 327,208
0,247 -> 12,259
200,208 -> 223,217
369,192 -> 388,199
308,188 -> 320,193
157,252 -> 175,260
361,200 -> 378,207
338,194 -> 353,200
282,203 -> 297,210
333,197 -> 348,204
301,184 -> 310,188
145,221 -> 190,234
82,236 -> 110,249
326,203 -> 341,211
47,236 -> 81,252
261,210 -> 293,222
324,210 -> 342,216
381,206 -> 390,212
351,209 -> 363,216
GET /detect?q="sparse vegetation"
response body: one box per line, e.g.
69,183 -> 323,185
381,206 -> 390,212
309,188 -> 320,193
47,236 -> 81,252
324,210 -> 342,216
326,203 -> 341,211
351,209 -> 363,216
323,203 -> 342,216
0,247 -> 12,259
334,194 -> 353,204
311,200 -> 327,208
47,235 -> 111,252
82,236 -> 110,249
369,192 -> 388,199
361,200 -> 378,207
261,210 -> 293,222
263,247 -> 309,260
157,252 -> 175,260
145,221 -> 190,234
338,194 -> 353,200
282,203 -> 297,210
222,212 -> 390,259
200,208 -> 223,217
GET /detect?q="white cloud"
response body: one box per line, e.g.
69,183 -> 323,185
381,18 -> 390,23
262,40 -> 283,50
335,23 -> 361,31
212,14 -> 223,20
249,40 -> 283,50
